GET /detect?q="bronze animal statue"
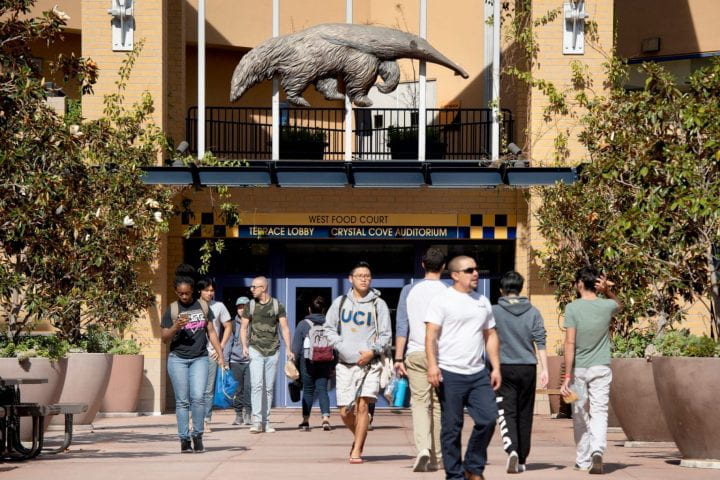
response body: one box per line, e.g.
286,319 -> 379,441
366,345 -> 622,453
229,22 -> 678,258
230,23 -> 469,107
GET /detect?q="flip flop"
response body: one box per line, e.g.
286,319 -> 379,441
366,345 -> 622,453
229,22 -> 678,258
349,457 -> 364,464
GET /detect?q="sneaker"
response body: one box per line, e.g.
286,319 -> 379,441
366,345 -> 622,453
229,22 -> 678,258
192,436 -> 205,453
518,464 -> 526,472
573,464 -> 590,472
204,420 -> 212,433
264,424 -> 276,433
367,413 -> 374,431
180,439 -> 192,453
298,421 -> 310,431
413,449 -> 431,472
232,413 -> 243,425
242,411 -> 253,425
249,424 -> 263,434
589,451 -> 603,474
322,418 -> 332,431
506,451 -> 519,473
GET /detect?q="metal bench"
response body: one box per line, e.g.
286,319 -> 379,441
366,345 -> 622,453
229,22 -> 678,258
1,402 -> 87,460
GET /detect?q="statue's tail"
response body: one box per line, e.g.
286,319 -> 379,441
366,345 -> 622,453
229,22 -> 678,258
230,43 -> 277,102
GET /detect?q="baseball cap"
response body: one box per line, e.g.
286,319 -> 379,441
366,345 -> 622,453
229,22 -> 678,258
235,296 -> 250,306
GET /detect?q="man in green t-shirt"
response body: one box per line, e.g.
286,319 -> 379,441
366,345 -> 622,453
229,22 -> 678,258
560,267 -> 621,475
241,276 -> 293,433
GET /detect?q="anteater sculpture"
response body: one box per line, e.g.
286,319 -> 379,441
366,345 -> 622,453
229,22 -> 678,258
230,23 -> 469,107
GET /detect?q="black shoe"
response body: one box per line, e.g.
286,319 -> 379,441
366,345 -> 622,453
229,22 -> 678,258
298,421 -> 310,431
589,451 -> 603,474
180,439 -> 192,453
192,436 -> 205,453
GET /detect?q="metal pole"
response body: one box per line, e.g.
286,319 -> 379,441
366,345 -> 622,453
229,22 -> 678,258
197,0 -> 206,160
418,0 -> 427,162
344,0 -> 353,162
491,0 -> 501,162
272,0 -> 280,161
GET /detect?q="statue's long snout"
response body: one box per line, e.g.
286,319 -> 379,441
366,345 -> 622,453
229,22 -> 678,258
422,47 -> 469,79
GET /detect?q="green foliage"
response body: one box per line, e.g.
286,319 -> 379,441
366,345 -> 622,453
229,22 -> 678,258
535,59 -> 720,336
654,330 -> 719,358
387,126 -> 441,143
81,325 -> 115,353
0,2 -> 175,344
280,126 -> 327,143
612,329 -> 656,358
0,334 -> 70,361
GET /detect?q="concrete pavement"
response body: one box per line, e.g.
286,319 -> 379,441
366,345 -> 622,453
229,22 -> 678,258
1,409 -> 716,479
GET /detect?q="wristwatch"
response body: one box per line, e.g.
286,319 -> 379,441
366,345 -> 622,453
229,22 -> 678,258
394,358 -> 404,363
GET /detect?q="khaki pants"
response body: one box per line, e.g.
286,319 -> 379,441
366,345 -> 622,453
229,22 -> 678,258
405,351 -> 442,463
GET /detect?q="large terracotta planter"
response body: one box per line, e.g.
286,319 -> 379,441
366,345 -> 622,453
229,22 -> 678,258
51,353 -> 113,426
610,358 -> 673,441
547,356 -> 572,418
100,354 -> 144,413
653,357 -> 720,464
0,356 -> 68,440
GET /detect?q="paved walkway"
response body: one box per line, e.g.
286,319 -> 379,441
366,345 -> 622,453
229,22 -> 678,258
1,409 -> 716,479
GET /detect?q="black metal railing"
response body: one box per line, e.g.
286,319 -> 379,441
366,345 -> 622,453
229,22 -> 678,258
186,106 -> 514,160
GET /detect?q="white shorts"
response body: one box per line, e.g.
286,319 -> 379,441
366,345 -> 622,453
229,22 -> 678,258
335,361 -> 381,406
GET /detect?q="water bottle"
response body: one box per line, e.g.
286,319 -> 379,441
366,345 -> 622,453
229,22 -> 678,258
393,377 -> 409,407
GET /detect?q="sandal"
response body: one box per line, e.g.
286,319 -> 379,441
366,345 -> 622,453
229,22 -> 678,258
349,457 -> 364,464
322,419 -> 332,431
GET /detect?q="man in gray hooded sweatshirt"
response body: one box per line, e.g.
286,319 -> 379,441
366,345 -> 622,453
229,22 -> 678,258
492,270 -> 548,474
325,261 -> 392,464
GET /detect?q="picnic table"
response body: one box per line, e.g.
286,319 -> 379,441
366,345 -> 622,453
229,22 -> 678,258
0,377 -> 87,461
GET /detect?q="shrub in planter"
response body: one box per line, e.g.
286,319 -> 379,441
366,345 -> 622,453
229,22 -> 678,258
387,126 -> 446,159
279,127 -> 328,160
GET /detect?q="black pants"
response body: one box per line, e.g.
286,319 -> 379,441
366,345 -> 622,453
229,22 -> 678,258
496,364 -> 537,464
439,368 -> 498,479
229,362 -> 251,413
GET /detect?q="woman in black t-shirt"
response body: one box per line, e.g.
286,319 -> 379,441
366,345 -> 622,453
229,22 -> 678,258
161,273 -> 225,453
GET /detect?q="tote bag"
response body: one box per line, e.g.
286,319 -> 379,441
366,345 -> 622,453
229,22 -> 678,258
213,366 -> 239,408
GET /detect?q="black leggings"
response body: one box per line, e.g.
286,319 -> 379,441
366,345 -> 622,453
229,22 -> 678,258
496,364 -> 537,464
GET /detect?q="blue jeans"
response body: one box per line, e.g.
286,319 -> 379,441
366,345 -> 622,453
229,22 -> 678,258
300,358 -> 332,417
249,347 -> 279,426
204,354 -> 217,420
167,353 -> 208,440
438,368 -> 498,479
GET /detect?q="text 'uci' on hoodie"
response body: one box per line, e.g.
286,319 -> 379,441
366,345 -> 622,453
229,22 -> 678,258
492,296 -> 547,365
324,288 -> 392,364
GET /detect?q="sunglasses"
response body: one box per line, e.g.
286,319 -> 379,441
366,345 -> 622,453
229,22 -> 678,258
456,267 -> 479,274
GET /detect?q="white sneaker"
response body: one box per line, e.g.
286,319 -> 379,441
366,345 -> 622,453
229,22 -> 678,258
518,464 -> 526,472
264,424 -> 276,433
413,449 -> 431,472
249,424 -> 263,434
506,451 -> 519,473
204,420 -> 212,433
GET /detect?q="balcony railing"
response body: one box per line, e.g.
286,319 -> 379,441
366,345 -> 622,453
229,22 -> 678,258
186,106 -> 514,161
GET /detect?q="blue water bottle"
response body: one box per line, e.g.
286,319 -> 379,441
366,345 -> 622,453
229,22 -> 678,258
393,377 -> 409,407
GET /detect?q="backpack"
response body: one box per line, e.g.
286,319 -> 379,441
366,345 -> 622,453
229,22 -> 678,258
302,319 -> 334,363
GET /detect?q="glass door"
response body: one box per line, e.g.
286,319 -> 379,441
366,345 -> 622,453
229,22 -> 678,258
278,277 -> 343,407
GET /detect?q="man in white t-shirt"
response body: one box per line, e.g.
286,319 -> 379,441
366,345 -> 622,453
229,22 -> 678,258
394,247 -> 447,472
425,255 -> 501,480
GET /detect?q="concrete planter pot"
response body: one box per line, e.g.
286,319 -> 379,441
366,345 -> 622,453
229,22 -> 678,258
610,358 -> 674,442
0,356 -> 68,440
51,352 -> 113,426
653,357 -> 720,466
100,354 -> 144,413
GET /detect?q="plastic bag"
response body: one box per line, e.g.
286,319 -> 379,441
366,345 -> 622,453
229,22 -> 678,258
383,373 -> 398,403
213,366 -> 239,409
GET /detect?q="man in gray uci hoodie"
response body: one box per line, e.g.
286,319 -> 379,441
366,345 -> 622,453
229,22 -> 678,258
325,261 -> 391,464
492,270 -> 548,474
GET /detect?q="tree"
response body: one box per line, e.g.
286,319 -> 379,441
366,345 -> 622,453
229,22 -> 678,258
535,60 -> 720,337
0,1 -> 174,344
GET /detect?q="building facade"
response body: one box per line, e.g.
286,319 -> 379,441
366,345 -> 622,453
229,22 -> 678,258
25,0 -> 715,413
